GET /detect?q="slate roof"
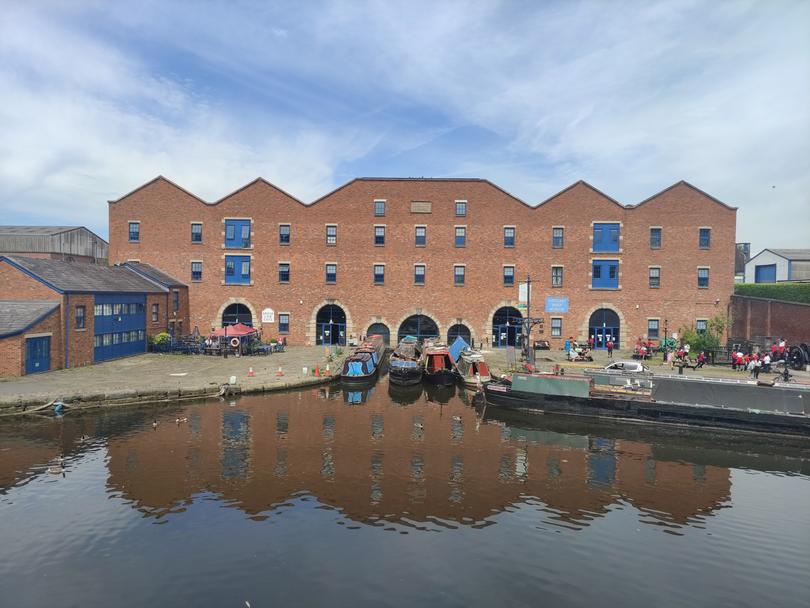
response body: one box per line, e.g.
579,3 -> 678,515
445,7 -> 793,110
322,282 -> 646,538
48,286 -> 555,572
1,256 -> 167,294
120,262 -> 186,287
768,249 -> 810,261
0,300 -> 60,337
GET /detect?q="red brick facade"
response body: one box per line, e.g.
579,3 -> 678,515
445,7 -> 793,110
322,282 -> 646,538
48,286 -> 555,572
0,307 -> 63,377
730,295 -> 810,345
108,177 -> 737,348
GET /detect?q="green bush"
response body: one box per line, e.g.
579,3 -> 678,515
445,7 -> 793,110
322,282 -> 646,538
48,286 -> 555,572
679,315 -> 728,352
152,332 -> 172,345
735,282 -> 810,304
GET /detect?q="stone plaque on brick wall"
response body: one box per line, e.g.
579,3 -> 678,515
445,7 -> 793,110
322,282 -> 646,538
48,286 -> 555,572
410,201 -> 432,213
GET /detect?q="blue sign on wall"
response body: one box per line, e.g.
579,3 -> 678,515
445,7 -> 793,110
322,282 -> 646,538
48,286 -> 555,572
545,296 -> 569,313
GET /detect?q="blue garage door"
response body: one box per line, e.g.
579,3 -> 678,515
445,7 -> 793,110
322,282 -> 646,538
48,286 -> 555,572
755,264 -> 776,283
94,294 -> 147,362
25,336 -> 51,374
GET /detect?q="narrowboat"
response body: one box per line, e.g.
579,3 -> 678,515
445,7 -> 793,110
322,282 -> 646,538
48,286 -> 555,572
483,371 -> 810,437
455,350 -> 492,388
421,342 -> 457,385
388,336 -> 423,386
340,334 -> 386,384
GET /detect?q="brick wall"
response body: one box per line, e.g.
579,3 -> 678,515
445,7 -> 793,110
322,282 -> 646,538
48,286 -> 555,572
730,295 -> 810,344
0,307 -> 63,377
65,293 -> 95,367
109,177 -> 737,347
0,260 -> 61,300
146,293 -> 169,336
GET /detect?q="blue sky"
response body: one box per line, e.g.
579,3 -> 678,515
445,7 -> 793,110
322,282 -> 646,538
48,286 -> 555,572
1,0 -> 808,252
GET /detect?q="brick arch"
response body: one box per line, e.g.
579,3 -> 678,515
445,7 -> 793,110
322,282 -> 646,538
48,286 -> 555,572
307,299 -> 354,346
579,303 -> 627,346
213,298 -> 259,330
393,308 -> 443,341
445,317 -> 477,345
362,315 -> 394,342
484,300 -> 523,343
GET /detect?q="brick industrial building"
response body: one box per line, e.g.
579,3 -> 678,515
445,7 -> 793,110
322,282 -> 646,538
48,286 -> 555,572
0,256 -> 188,376
108,176 -> 736,349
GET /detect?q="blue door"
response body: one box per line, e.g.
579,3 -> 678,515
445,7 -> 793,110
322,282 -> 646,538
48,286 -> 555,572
755,264 -> 776,283
25,336 -> 51,374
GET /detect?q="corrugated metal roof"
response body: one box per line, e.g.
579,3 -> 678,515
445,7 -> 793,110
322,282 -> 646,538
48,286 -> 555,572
769,249 -> 810,261
0,226 -> 80,236
2,256 -> 166,293
121,262 -> 187,287
0,300 -> 60,337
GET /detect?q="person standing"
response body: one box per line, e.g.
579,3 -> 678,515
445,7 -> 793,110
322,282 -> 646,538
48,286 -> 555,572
696,351 -> 706,369
606,339 -> 614,358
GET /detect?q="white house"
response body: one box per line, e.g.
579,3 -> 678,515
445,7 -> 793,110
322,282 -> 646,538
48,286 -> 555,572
744,249 -> 810,283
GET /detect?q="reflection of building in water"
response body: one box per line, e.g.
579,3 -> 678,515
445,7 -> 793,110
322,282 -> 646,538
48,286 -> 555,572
102,390 -> 732,527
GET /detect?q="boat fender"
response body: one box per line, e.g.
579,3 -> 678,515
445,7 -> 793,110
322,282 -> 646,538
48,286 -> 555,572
230,337 -> 240,348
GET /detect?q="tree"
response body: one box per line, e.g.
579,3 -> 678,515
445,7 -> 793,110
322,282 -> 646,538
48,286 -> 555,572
679,314 -> 728,353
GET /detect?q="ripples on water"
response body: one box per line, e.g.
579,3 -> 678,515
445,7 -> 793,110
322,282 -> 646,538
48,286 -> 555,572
1,379 -> 809,608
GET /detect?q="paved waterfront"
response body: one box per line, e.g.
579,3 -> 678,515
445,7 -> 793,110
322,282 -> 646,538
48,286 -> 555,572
0,345 -> 806,410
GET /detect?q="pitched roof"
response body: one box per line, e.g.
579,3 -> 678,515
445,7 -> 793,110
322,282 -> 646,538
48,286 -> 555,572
768,249 -> 810,261
1,256 -> 166,294
0,226 -> 81,236
120,262 -> 186,287
0,300 -> 60,337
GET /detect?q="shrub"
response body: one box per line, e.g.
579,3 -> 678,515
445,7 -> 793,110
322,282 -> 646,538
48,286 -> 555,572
735,282 -> 810,304
152,332 -> 172,345
679,315 -> 728,352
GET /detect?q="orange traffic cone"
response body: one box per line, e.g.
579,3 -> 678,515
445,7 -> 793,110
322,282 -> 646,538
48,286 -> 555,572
276,366 -> 284,376
315,365 -> 320,377
248,367 -> 255,377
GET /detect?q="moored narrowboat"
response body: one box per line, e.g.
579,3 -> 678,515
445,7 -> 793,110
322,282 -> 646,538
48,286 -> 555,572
421,342 -> 457,385
389,336 -> 423,386
455,349 -> 492,388
340,334 -> 386,384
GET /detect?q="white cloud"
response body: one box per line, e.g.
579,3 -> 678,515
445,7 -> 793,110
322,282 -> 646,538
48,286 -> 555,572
0,0 -> 807,251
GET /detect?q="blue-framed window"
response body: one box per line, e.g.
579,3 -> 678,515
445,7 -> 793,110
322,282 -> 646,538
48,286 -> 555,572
414,264 -> 425,285
325,263 -> 336,283
374,200 -> 385,216
593,223 -> 620,252
552,227 -> 564,248
191,261 -> 202,281
696,319 -> 708,334
191,222 -> 202,243
454,265 -> 465,285
415,226 -> 426,247
278,313 -> 290,333
128,222 -> 140,242
699,228 -> 711,249
592,260 -> 619,289
503,265 -> 515,286
504,226 -> 515,248
374,226 -> 385,246
647,319 -> 659,339
374,264 -> 385,285
225,255 -> 251,285
326,225 -> 337,246
551,317 -> 562,337
650,227 -> 662,249
552,266 -> 563,287
455,200 -> 467,216
698,267 -> 710,288
225,219 -> 251,248
279,224 -> 290,245
649,267 -> 660,288
455,226 -> 466,247
278,263 -> 290,283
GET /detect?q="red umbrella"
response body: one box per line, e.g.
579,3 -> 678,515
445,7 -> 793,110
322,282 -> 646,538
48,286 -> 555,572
211,323 -> 257,337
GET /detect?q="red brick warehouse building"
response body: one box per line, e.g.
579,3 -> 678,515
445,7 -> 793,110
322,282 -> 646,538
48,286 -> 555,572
108,176 -> 737,349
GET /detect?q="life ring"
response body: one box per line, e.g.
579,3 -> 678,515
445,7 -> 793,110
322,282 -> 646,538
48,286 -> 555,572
230,337 -> 240,348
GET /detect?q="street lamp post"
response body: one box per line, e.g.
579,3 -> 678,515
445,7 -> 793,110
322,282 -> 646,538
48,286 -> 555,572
663,318 -> 668,362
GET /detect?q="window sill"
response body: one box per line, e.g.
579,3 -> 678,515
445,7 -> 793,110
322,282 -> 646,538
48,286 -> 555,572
192,279 -> 202,283
649,285 -> 660,289
75,328 -> 86,332
278,281 -> 290,285
325,282 -> 336,285
415,244 -> 426,248
191,241 -> 203,245
374,243 -> 385,247
221,281 -> 253,286
590,249 -> 623,254
552,284 -> 563,289
128,240 -> 140,244
589,286 -> 621,291
279,242 -> 290,246
414,283 -> 425,287
222,245 -> 254,250
373,283 -> 385,286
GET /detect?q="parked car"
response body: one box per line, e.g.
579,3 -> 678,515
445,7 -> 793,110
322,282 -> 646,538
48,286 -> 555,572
603,361 -> 650,373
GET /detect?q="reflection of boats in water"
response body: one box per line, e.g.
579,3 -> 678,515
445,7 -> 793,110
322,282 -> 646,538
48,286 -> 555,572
388,336 -> 423,386
484,370 -> 810,437
342,384 -> 375,404
424,381 -> 456,404
341,334 -> 387,384
387,381 -> 423,406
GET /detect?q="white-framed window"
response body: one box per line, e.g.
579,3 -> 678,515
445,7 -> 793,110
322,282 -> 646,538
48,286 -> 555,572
551,317 -> 562,337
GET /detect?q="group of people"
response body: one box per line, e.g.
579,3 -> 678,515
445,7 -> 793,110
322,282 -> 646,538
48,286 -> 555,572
633,338 -> 655,360
730,338 -> 787,379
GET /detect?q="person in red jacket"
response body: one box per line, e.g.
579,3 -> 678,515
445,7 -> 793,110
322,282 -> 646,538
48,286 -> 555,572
696,351 -> 706,369
606,339 -> 614,358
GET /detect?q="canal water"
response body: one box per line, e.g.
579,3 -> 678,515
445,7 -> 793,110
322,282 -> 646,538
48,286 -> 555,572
1,380 -> 809,608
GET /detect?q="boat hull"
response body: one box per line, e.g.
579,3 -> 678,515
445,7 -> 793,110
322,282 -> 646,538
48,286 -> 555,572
483,382 -> 810,437
424,369 -> 455,386
389,366 -> 423,386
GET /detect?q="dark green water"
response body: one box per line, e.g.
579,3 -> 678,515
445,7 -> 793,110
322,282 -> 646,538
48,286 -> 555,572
1,380 -> 809,607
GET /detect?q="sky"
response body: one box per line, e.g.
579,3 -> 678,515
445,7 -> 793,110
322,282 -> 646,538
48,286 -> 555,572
1,0 -> 808,253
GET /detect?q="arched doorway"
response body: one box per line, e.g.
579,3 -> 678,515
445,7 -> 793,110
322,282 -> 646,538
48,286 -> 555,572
316,304 -> 346,345
222,303 -> 252,326
588,308 -> 620,349
447,323 -> 471,345
492,307 -> 522,347
366,323 -> 390,345
398,315 -> 439,343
